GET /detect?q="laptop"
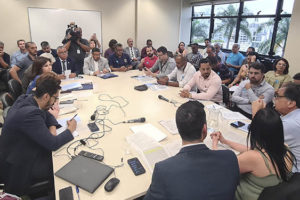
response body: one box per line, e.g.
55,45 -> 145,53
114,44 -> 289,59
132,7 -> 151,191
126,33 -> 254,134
55,156 -> 114,193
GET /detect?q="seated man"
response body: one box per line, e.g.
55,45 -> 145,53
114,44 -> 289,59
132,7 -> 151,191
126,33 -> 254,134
241,47 -> 256,65
208,56 -> 231,85
124,38 -> 140,69
37,41 -> 58,58
180,58 -> 223,103
186,43 -> 202,70
225,43 -> 245,75
231,62 -> 274,119
141,39 -> 156,59
104,39 -> 117,59
293,73 -> 300,84
10,39 -> 27,66
252,83 -> 300,172
144,46 -> 176,78
0,72 -> 77,196
144,101 -> 239,200
109,43 -> 133,72
137,46 -> 158,70
157,55 -> 196,90
52,46 -> 77,79
202,38 -> 211,58
0,41 -> 10,91
83,47 -> 110,76
214,43 -> 226,64
10,42 -> 37,84
206,45 -> 216,58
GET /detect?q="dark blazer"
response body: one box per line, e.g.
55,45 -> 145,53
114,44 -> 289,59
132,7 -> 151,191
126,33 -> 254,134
144,144 -> 240,200
52,57 -> 78,75
37,49 -> 58,58
0,94 -> 74,195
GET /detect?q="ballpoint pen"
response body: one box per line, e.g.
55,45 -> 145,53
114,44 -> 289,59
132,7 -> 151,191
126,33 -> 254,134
70,113 -> 78,121
76,185 -> 80,200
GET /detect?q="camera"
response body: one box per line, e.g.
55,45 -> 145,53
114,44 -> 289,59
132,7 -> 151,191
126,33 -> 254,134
65,23 -> 80,42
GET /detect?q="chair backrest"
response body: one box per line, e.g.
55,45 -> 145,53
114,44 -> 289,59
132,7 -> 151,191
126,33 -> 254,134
0,92 -> 14,109
222,84 -> 230,105
8,79 -> 22,100
2,106 -> 11,121
258,172 -> 300,200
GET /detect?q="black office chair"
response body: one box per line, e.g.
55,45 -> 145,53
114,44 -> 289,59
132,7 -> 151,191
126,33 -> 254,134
222,84 -> 231,108
8,79 -> 22,101
0,92 -> 14,109
258,173 -> 300,200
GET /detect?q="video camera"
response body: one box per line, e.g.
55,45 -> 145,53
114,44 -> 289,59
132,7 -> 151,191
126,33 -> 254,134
65,23 -> 81,42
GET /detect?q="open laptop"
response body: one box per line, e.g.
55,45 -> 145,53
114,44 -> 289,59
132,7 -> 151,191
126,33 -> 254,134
55,156 -> 114,193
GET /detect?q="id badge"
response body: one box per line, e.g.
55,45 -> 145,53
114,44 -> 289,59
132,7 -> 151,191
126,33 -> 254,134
77,49 -> 80,54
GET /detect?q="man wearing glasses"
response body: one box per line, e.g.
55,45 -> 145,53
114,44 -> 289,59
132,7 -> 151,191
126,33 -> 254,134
0,73 -> 77,197
52,46 -> 77,79
231,62 -> 274,119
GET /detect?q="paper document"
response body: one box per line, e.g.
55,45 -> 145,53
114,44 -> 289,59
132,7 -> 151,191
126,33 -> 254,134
130,123 -> 167,142
56,115 -> 81,137
221,111 -> 248,120
159,119 -> 178,134
132,75 -> 155,82
145,83 -> 168,91
60,94 -> 77,101
58,106 -> 78,116
164,140 -> 181,157
61,82 -> 82,92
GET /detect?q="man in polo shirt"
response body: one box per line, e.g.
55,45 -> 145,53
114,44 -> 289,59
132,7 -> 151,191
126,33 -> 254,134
52,46 -> 77,79
83,48 -> 110,76
231,62 -> 274,119
109,43 -> 132,72
186,43 -> 202,70
10,42 -> 37,84
226,43 -> 244,75
180,58 -> 223,103
11,39 -> 27,66
138,46 -> 158,70
144,46 -> 176,78
208,56 -> 232,85
157,55 -> 196,90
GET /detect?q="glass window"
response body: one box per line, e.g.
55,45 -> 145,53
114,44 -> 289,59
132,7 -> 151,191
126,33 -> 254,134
282,0 -> 295,14
215,3 -> 239,16
243,0 -> 277,15
238,18 -> 274,54
193,5 -> 212,17
191,19 -> 210,45
212,18 -> 237,49
275,17 -> 291,56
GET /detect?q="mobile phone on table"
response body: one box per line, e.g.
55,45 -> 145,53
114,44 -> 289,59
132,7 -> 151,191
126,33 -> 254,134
128,157 -> 146,176
87,122 -> 99,132
230,121 -> 245,128
59,186 -> 73,200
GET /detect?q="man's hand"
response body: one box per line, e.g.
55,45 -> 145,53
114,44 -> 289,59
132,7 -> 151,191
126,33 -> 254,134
144,68 -> 154,76
252,99 -> 266,118
93,70 -> 101,76
0,50 -> 4,57
69,73 -> 76,78
58,74 -> 66,80
226,63 -> 233,68
179,89 -> 191,98
48,101 -> 60,119
120,66 -> 127,72
102,68 -> 109,74
132,58 -> 138,61
76,38 -> 81,45
157,77 -> 168,85
67,119 -> 77,133
245,83 -> 252,90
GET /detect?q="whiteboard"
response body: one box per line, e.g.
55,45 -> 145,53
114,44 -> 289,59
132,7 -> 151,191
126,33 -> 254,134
28,8 -> 102,50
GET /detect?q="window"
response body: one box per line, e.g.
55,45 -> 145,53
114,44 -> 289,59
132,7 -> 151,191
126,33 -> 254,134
190,0 -> 295,56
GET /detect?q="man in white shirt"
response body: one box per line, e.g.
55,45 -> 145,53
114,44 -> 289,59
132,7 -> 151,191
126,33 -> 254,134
124,38 -> 140,69
157,55 -> 196,90
83,48 -> 110,76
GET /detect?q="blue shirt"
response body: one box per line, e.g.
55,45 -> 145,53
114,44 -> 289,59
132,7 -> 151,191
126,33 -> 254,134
11,50 -> 28,66
108,53 -> 131,68
26,75 -> 40,94
281,109 -> 300,172
226,52 -> 244,74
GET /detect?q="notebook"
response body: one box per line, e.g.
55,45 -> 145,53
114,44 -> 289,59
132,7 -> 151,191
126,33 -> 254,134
55,156 -> 114,193
98,73 -> 118,79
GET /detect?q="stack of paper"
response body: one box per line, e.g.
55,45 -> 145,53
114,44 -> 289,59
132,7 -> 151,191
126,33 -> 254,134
159,120 -> 178,134
130,123 -> 167,142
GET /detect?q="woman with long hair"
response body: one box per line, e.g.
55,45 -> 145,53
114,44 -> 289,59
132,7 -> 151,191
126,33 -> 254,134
211,108 -> 295,200
26,57 -> 52,94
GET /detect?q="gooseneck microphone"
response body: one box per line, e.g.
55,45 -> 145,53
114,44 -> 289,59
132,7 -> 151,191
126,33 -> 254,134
158,95 -> 170,102
90,110 -> 97,120
123,117 -> 146,123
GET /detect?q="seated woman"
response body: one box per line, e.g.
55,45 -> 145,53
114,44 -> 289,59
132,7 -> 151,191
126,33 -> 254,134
265,58 -> 292,91
175,42 -> 188,57
26,57 -> 52,94
211,108 -> 295,200
229,51 -> 257,88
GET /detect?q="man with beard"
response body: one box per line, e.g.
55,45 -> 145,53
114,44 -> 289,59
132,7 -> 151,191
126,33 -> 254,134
180,58 -> 223,103
10,42 -> 37,84
231,62 -> 274,119
83,47 -> 110,75
138,46 -> 158,70
109,43 -> 133,72
0,72 -> 77,196
186,43 -> 202,70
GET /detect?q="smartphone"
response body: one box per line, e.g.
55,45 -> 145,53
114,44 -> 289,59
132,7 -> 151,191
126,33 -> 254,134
87,122 -> 99,132
230,121 -> 245,128
59,186 -> 73,200
127,157 -> 146,176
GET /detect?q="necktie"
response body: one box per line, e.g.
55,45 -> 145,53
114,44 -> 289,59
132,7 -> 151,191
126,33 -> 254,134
130,47 -> 135,59
62,60 -> 66,72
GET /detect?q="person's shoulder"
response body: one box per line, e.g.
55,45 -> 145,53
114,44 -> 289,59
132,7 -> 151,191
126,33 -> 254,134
168,57 -> 176,63
100,56 -> 108,62
265,70 -> 273,76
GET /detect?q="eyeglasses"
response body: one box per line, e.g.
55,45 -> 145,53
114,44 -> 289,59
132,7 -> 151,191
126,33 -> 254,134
274,94 -> 285,99
52,95 -> 59,101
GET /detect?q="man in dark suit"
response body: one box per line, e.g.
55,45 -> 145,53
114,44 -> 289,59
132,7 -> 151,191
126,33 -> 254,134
52,46 -> 77,79
124,38 -> 140,69
144,101 -> 240,200
0,73 -> 77,196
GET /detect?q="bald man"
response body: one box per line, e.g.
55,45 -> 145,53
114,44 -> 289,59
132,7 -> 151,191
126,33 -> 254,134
124,38 -> 140,69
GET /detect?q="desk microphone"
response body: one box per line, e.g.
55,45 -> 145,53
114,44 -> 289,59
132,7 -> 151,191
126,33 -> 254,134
90,110 -> 97,120
123,117 -> 146,123
158,95 -> 169,102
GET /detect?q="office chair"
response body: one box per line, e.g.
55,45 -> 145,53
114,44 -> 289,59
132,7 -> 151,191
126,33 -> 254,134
222,84 -> 230,108
0,92 -> 14,109
8,79 -> 22,100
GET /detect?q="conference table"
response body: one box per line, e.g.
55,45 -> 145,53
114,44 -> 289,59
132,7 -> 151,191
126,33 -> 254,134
53,70 -> 249,200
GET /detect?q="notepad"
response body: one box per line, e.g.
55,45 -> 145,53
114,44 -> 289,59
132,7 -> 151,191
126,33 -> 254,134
130,123 -> 167,142
61,82 -> 82,92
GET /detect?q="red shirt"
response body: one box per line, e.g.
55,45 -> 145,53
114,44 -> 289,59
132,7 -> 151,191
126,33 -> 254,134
143,56 -> 158,69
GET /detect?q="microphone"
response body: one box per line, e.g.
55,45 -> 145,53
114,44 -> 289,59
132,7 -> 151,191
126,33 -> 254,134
123,117 -> 146,123
158,95 -> 169,102
90,110 -> 97,120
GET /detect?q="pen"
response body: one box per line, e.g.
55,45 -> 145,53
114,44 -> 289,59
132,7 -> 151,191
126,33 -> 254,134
76,185 -> 80,200
70,113 -> 77,121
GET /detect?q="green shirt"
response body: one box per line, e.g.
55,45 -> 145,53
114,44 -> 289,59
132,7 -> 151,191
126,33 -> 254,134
265,71 -> 292,90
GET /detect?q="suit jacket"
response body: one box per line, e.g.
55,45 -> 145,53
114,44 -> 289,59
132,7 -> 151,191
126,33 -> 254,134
124,46 -> 140,61
52,57 -> 78,75
83,56 -> 110,75
144,144 -> 240,200
0,94 -> 74,195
